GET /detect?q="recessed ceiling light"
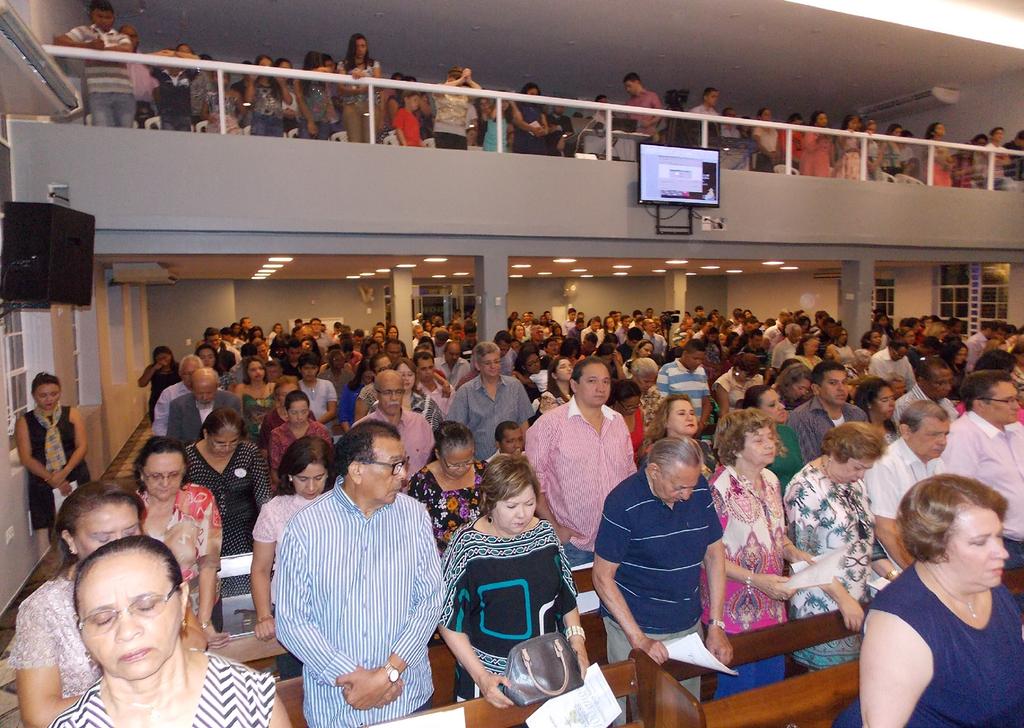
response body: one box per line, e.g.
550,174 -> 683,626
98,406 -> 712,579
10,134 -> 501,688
780,265 -> 800,270
345,275 -> 361,279
570,268 -> 588,273
612,264 -> 632,269
251,275 -> 268,280
510,274 -> 524,278
538,271 -> 552,276
257,269 -> 276,274
553,258 -> 577,263
359,272 -> 374,276
511,264 -> 532,269
431,274 -> 445,279
685,272 -> 697,276
726,269 -> 743,273
267,257 -> 293,262
453,272 -> 470,276
762,261 -> 785,266
262,263 -> 284,268
424,257 -> 448,263
652,269 -> 667,273
700,265 -> 720,270
613,271 -> 629,276
580,274 -> 594,278
375,268 -> 391,273
396,263 -> 417,268
666,259 -> 688,264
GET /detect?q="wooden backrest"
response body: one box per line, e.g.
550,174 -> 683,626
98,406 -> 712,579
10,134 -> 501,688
701,660 -> 859,728
276,676 -> 305,728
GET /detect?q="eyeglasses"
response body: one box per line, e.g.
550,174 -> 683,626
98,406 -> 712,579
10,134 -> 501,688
78,585 -> 180,635
375,388 -> 405,398
876,396 -> 895,404
442,457 -> 474,471
142,470 -> 182,484
979,396 -> 1020,406
359,457 -> 409,476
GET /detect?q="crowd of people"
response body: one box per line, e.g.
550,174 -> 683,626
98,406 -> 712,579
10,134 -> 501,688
10,297 -> 1024,727
54,1 -> 1024,185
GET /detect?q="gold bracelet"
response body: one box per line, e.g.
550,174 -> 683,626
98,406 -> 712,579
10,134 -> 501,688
885,568 -> 900,581
256,615 -> 274,624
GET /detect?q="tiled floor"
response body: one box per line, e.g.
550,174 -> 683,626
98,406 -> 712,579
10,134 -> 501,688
0,418 -> 151,727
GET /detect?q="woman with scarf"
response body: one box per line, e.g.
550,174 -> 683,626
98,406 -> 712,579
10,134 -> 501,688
15,373 -> 90,552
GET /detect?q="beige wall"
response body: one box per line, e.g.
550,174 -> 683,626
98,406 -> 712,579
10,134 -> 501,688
726,272 -> 840,322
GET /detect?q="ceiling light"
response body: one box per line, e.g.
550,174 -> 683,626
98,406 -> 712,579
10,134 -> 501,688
700,265 -> 720,270
510,274 -> 524,278
784,0 -> 1024,50
345,275 -> 361,279
780,266 -> 800,270
431,274 -> 445,279
726,269 -> 743,273
251,275 -> 268,280
666,259 -> 688,264
613,272 -> 628,276
257,269 -> 276,274
424,257 -> 448,262
652,269 -> 667,273
511,264 -> 532,269
538,271 -> 552,276
612,264 -> 632,269
261,263 -> 284,268
553,258 -> 577,263
453,272 -> 470,276
359,272 -> 374,276
570,268 -> 588,273
375,268 -> 391,273
580,274 -> 594,278
685,272 -> 697,276
396,263 -> 417,268
762,261 -> 785,266
268,257 -> 293,262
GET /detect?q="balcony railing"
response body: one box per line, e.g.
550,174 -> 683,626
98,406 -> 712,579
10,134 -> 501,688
44,44 -> 1024,192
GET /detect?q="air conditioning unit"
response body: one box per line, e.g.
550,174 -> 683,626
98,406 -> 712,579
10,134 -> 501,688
0,0 -> 80,116
812,269 -> 841,280
856,86 -> 959,122
110,263 -> 178,285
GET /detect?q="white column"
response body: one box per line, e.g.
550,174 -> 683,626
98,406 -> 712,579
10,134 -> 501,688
1009,264 -> 1024,327
474,254 -> 509,341
664,270 -> 687,315
390,268 -> 414,338
839,259 -> 875,333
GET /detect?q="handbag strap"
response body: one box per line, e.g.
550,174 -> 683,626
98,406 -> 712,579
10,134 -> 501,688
522,639 -> 571,697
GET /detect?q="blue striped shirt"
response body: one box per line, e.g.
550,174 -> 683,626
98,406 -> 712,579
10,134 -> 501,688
594,469 -> 722,633
275,484 -> 442,727
656,361 -> 710,418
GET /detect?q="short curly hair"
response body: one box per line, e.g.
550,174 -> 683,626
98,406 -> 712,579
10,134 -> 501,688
714,408 -> 779,466
898,474 -> 1007,563
478,454 -> 539,517
820,422 -> 886,463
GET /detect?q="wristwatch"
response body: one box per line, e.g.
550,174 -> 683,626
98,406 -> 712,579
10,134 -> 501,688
383,661 -> 400,683
708,618 -> 726,631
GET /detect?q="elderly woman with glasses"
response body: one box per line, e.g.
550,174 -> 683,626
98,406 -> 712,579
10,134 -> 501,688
408,421 -> 485,553
51,536 -> 290,728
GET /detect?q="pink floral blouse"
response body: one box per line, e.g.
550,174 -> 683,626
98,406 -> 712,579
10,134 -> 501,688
142,483 -> 222,585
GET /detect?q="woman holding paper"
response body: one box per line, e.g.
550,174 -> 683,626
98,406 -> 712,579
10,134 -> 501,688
836,475 -> 1024,727
707,410 -> 817,697
783,422 -> 888,669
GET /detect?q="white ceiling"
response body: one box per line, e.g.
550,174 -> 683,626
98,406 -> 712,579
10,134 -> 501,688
120,0 -> 1024,121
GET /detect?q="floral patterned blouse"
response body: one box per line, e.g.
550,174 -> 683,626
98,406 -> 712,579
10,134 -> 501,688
784,461 -> 874,669
407,462 -> 485,553
142,483 -> 222,587
704,465 -> 788,633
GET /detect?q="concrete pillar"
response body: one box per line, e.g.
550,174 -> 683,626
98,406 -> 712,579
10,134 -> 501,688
839,259 -> 875,333
390,268 -> 414,337
664,270 -> 688,315
1009,264 -> 1024,327
474,253 -> 509,341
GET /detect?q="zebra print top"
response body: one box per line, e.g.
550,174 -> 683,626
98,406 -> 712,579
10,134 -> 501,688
49,654 -> 275,727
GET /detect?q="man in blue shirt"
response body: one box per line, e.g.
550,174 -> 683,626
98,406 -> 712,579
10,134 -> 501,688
593,436 -> 731,698
275,421 -> 442,727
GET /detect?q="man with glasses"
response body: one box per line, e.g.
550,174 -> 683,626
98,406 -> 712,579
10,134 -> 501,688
893,356 -> 959,424
789,361 -> 868,461
356,370 -> 433,474
942,370 -> 1024,569
447,342 -> 533,460
276,421 -> 442,727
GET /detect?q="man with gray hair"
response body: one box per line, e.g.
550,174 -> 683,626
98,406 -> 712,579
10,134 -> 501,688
864,400 -> 949,568
167,367 -> 242,442
151,354 -> 202,436
770,323 -> 803,369
447,341 -> 533,460
593,437 -> 731,698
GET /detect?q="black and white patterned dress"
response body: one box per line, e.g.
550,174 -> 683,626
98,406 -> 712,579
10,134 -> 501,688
49,654 -> 275,727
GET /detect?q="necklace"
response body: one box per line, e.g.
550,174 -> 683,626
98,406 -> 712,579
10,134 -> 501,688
925,564 -> 977,619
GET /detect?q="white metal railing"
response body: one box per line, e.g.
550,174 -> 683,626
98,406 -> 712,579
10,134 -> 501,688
44,45 -> 1024,191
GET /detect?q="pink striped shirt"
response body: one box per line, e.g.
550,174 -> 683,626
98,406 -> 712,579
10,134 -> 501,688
526,398 -> 636,551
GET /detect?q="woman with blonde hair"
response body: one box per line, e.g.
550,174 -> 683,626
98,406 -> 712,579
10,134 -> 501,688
640,394 -> 717,476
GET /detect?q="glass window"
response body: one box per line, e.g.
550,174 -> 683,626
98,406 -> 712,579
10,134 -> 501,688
4,310 -> 27,441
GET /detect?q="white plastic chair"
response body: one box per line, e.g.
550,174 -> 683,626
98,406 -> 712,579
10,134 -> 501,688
423,137 -> 436,148
878,172 -> 896,183
773,164 -> 799,175
330,131 -> 349,142
144,116 -> 162,131
194,120 -> 208,133
241,125 -> 251,135
286,128 -> 299,138
894,174 -> 925,185
381,130 -> 399,146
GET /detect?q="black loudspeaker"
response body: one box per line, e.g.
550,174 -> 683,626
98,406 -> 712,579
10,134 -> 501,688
1,202 -> 95,306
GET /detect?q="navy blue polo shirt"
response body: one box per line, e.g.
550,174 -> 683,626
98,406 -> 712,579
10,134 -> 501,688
595,468 -> 722,634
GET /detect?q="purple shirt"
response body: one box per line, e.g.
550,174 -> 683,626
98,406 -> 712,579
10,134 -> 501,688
626,89 -> 663,136
357,408 -> 434,475
942,412 -> 1024,539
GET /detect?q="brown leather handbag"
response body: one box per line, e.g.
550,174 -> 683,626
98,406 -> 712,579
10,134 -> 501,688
502,633 -> 584,706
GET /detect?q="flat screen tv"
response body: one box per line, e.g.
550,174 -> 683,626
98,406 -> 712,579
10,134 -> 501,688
637,143 -> 720,207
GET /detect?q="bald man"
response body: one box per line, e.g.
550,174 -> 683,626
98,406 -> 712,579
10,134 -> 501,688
167,367 -> 241,443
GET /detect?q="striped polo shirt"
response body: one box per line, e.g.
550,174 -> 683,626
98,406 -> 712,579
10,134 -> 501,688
656,360 -> 710,418
595,468 -> 722,634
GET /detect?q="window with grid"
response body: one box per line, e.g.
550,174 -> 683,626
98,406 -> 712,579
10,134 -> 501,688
872,278 -> 895,317
4,311 -> 27,442
939,265 -> 971,320
980,264 -> 1009,321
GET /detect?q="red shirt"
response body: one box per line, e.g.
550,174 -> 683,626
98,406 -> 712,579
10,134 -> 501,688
394,107 -> 422,147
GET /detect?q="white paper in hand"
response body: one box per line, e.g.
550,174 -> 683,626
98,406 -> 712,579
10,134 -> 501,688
526,664 -> 621,728
375,706 -> 465,727
787,547 -> 847,591
664,633 -> 738,676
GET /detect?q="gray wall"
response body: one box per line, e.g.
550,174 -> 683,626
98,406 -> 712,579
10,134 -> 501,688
147,280 -> 236,359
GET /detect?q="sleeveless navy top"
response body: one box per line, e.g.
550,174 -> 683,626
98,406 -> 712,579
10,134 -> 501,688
834,567 -> 1024,727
